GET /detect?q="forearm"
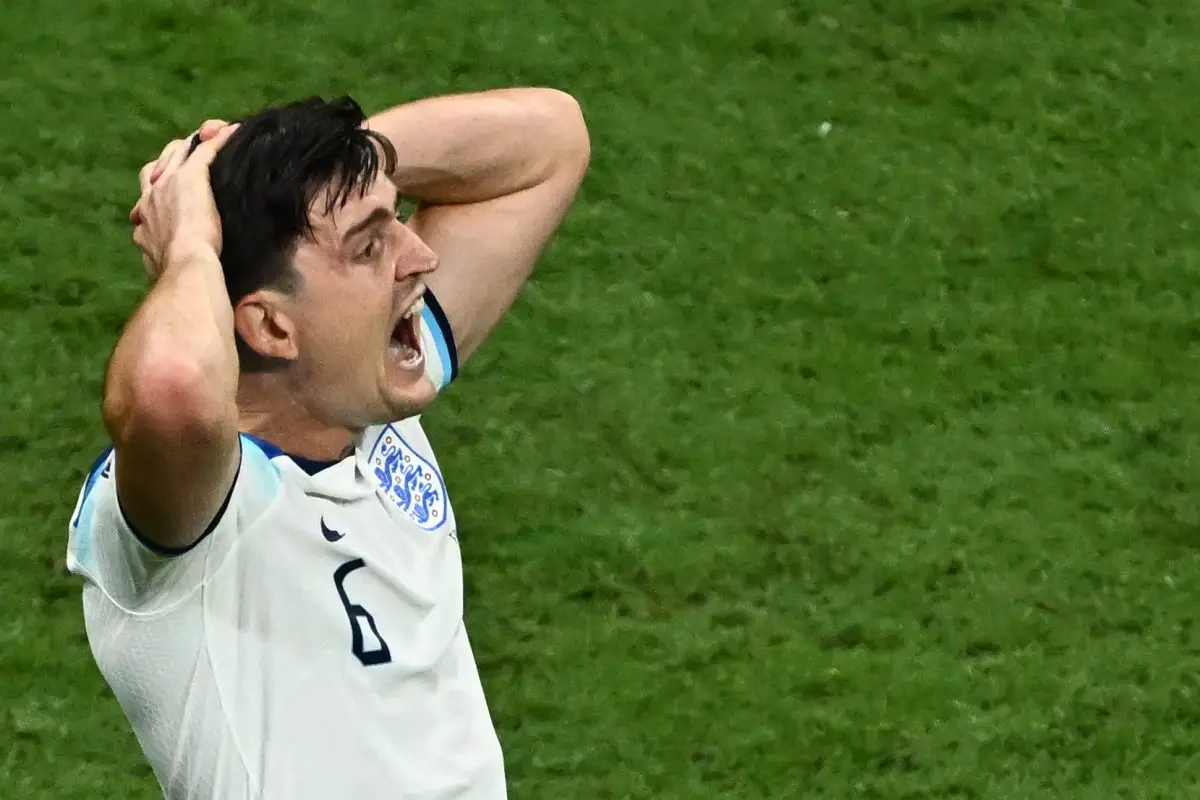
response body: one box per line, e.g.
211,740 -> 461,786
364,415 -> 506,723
368,88 -> 588,205
104,247 -> 239,434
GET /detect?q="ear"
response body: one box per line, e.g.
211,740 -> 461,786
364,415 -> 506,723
234,290 -> 299,362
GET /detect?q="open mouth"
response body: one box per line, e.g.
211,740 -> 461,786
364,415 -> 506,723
388,295 -> 426,371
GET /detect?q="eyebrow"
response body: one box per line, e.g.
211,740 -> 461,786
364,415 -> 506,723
341,206 -> 395,246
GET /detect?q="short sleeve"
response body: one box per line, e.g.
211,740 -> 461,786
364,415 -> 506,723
419,287 -> 459,392
65,434 -> 283,613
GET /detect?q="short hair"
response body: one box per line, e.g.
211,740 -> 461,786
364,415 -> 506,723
194,96 -> 398,370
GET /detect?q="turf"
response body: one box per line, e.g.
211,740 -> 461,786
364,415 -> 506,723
4,0 -> 1200,797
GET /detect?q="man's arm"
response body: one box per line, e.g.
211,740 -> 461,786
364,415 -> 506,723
367,88 -> 590,363
104,126 -> 243,552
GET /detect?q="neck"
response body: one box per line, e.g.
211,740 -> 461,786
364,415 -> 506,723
237,374 -> 355,462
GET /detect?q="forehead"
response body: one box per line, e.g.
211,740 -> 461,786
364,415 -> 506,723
308,173 -> 398,241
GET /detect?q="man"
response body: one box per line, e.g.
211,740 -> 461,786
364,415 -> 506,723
65,88 -> 590,798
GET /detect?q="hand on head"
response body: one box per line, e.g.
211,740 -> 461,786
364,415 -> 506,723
129,120 -> 238,278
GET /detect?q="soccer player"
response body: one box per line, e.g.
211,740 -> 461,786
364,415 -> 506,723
64,89 -> 590,798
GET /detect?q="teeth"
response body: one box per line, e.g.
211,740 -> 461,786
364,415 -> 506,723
401,296 -> 426,321
389,294 -> 426,371
395,343 -> 422,367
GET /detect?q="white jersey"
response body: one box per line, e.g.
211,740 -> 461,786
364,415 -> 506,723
65,292 -> 506,800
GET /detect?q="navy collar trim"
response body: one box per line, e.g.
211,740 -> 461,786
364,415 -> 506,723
242,433 -> 345,476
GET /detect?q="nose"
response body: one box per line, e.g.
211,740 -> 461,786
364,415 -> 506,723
394,225 -> 439,282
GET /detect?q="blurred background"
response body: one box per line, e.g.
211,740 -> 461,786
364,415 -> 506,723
3,0 -> 1200,796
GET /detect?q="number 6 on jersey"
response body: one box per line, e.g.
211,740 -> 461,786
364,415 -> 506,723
333,558 -> 393,666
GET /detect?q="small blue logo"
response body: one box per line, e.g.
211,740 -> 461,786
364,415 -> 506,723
368,425 -> 448,531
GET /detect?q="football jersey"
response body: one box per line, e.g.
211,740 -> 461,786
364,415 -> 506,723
65,290 -> 506,800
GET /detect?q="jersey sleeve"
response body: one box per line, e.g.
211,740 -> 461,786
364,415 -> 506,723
65,434 -> 283,613
419,287 -> 459,392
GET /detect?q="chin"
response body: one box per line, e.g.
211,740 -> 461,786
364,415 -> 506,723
383,375 -> 438,420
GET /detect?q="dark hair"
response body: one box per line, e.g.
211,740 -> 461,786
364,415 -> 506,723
196,95 -> 397,370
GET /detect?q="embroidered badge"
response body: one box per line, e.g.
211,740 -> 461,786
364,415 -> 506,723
368,425 -> 448,531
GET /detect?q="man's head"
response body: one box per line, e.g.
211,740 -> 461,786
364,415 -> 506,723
205,96 -> 439,431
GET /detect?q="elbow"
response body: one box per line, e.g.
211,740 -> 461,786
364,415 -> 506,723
532,88 -> 592,173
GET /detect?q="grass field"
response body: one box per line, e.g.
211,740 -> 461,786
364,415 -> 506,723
4,0 -> 1200,797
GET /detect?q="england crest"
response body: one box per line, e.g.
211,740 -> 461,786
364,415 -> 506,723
368,425 -> 449,531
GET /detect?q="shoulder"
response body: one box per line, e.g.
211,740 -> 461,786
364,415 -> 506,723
360,419 -> 454,533
361,418 -> 441,484
70,435 -> 283,543
65,435 -> 287,609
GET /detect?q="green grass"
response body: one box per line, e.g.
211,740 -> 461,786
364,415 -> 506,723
4,0 -> 1200,796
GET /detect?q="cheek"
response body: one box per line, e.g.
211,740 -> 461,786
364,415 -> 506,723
293,274 -> 392,366
294,308 -> 354,367
308,306 -> 388,371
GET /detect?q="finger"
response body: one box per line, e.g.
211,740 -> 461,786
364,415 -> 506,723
148,139 -> 185,180
139,160 -> 157,194
198,119 -> 229,140
132,225 -> 159,273
147,120 -> 224,183
183,122 -> 241,168
150,139 -> 190,184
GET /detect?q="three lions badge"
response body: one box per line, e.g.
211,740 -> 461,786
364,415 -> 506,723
368,425 -> 449,532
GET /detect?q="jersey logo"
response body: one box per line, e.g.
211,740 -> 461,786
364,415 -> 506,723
368,425 -> 448,531
320,518 -> 346,542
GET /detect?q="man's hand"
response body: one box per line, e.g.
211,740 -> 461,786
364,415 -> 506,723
129,119 -> 228,223
130,122 -> 238,279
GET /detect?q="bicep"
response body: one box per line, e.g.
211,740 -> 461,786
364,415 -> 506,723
111,427 -> 242,555
109,416 -> 242,554
102,360 -> 242,553
409,162 -> 587,364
